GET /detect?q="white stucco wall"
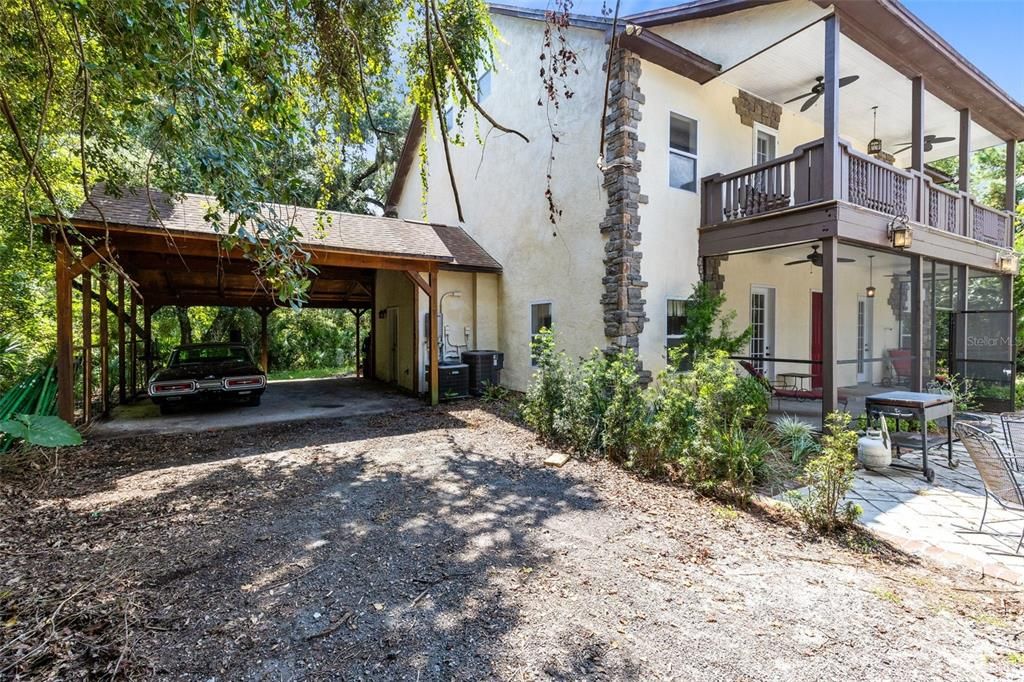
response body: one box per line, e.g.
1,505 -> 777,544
718,247 -> 907,389
635,61 -> 828,375
394,13 -> 609,391
414,270 -> 500,393
650,0 -> 829,71
374,270 -> 417,392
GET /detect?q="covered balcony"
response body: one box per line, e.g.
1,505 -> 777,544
698,12 -> 1020,252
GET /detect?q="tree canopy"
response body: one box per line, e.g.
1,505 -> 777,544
1,0 -> 500,303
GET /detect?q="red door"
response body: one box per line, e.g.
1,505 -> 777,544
811,292 -> 823,389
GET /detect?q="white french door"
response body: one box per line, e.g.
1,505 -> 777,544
750,286 -> 776,379
856,295 -> 874,383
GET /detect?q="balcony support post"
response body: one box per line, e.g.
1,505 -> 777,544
823,14 -> 841,201
911,77 -> 925,223
821,237 -> 838,416
1006,139 -> 1017,213
958,109 -> 971,193
910,255 -> 924,392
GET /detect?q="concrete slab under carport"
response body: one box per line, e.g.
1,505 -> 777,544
87,376 -> 422,440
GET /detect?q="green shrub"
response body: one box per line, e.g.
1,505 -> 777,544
601,350 -> 646,463
480,381 -> 510,403
555,350 -> 611,454
672,351 -> 773,499
521,328 -> 567,440
788,411 -> 862,532
673,283 -> 752,370
774,415 -> 819,463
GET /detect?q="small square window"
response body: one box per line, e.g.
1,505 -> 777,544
530,302 -> 552,366
669,113 -> 697,192
477,70 -> 492,101
444,106 -> 455,132
756,129 -> 777,164
666,299 -> 687,337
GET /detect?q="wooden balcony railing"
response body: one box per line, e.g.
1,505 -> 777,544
701,138 -> 1014,249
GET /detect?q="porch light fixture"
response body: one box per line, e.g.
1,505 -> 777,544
997,251 -> 1020,274
866,255 -> 876,298
867,106 -> 883,156
887,214 -> 912,249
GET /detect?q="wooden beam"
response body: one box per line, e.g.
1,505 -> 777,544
821,237 -> 838,415
68,243 -> 113,280
130,292 -> 138,402
71,279 -> 144,337
823,14 -> 841,200
911,76 -> 925,174
117,275 -> 126,404
428,267 -> 439,406
81,271 -> 92,424
99,269 -> 110,418
368,280 -> 377,380
354,310 -> 362,378
958,109 -> 971,193
258,308 -> 270,372
55,240 -> 74,422
403,269 -> 432,295
143,305 -> 153,380
1007,139 -> 1017,212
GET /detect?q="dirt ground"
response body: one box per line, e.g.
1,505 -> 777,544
2,401 -> 1023,680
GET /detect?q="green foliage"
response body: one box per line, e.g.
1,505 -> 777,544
788,411 -> 861,533
554,349 -> 610,453
773,415 -> 819,463
479,381 -> 510,403
0,414 -> 81,448
600,350 -> 646,464
674,283 -> 752,369
673,351 -> 771,499
521,328 -> 567,440
1,0 -> 496,306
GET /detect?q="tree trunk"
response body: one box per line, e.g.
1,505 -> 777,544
175,306 -> 192,345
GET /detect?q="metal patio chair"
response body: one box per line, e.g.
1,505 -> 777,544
1000,413 -> 1024,472
953,422 -> 1024,555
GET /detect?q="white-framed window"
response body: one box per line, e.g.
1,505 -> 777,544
753,123 -> 777,165
669,113 -> 698,192
666,298 -> 686,349
477,70 -> 492,101
530,301 -> 553,366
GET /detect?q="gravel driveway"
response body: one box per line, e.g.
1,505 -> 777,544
2,402 -> 1022,679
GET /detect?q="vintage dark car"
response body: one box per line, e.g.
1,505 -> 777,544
148,343 -> 266,414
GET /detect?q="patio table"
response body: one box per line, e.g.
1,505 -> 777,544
864,391 -> 956,483
777,372 -> 813,390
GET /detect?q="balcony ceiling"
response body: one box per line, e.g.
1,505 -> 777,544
719,20 -> 1004,167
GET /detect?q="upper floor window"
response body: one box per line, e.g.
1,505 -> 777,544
477,70 -> 492,101
669,113 -> 698,192
530,301 -> 552,366
755,127 -> 777,165
444,106 -> 455,132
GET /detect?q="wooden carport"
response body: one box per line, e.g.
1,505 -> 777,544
39,187 -> 466,423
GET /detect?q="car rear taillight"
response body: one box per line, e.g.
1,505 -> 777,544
224,376 -> 265,390
149,381 -> 196,396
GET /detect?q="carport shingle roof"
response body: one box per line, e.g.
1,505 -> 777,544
72,186 -> 500,271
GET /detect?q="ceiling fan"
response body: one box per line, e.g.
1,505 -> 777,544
784,244 -> 856,267
784,75 -> 861,112
892,134 -> 955,155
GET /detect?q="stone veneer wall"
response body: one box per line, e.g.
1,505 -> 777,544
732,90 -> 781,129
600,47 -> 649,379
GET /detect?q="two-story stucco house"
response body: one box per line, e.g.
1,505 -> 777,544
385,0 -> 1023,423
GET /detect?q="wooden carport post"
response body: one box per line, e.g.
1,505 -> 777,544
82,270 -> 93,424
129,291 -> 138,402
55,240 -> 74,423
99,268 -> 110,417
117,275 -> 126,404
354,309 -> 362,378
254,306 -> 272,372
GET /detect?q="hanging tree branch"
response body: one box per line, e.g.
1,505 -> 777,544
423,0 -> 464,223
428,0 -> 529,144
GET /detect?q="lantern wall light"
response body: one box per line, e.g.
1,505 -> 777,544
887,214 -> 912,249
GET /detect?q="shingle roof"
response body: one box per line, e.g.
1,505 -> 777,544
71,186 -> 500,271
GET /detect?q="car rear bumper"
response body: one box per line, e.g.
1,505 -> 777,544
149,375 -> 266,400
